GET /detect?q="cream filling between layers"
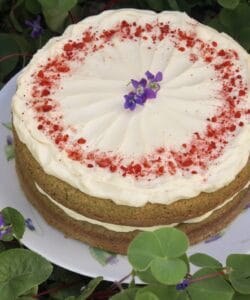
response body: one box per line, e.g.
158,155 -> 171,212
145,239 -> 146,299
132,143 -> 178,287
35,181 -> 250,233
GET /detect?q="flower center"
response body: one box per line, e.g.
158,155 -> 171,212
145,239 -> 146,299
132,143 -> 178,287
123,71 -> 163,111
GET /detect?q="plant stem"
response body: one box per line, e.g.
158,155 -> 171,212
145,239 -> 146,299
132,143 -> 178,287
32,279 -> 83,299
111,272 -> 132,290
68,11 -> 77,24
189,268 -> 228,284
88,273 -> 132,300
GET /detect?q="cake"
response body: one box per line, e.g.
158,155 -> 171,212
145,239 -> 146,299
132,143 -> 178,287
12,9 -> 250,254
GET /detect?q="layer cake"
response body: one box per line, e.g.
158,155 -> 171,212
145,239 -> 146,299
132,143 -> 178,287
12,9 -> 250,254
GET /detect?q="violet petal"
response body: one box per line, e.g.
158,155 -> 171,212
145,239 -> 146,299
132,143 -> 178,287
131,79 -> 139,89
145,88 -> 157,99
0,215 -> 5,227
25,20 -> 33,27
145,70 -> 154,80
139,78 -> 147,87
155,71 -> 163,82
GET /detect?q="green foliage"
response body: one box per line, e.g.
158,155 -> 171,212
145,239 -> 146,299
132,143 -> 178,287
76,276 -> 103,299
59,276 -> 102,300
2,122 -> 13,130
227,254 -> 250,294
232,293 -> 250,300
136,285 -> 178,299
208,2 -> 250,51
0,33 -> 20,76
38,0 -> 77,32
4,143 -> 15,161
217,0 -> 240,10
25,0 -> 41,14
0,241 -> 5,252
128,228 -> 189,284
110,288 -> 139,300
128,227 -> 188,269
189,253 -> 223,269
0,0 -> 249,89
136,268 -> 161,284
1,206 -> 250,299
150,257 -> 187,284
143,0 -> 170,11
135,291 -> 159,300
2,207 -> 25,240
89,246 -> 117,266
50,265 -> 83,283
187,268 -> 235,300
18,286 -> 39,300
0,249 -> 53,300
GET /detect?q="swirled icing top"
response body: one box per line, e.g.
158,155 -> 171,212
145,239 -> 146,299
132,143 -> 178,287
12,9 -> 250,206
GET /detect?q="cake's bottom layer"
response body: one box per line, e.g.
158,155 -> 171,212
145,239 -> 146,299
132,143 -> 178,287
16,156 -> 250,254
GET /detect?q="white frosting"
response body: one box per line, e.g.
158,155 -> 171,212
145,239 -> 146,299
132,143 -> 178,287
13,9 -> 250,206
35,181 -> 250,232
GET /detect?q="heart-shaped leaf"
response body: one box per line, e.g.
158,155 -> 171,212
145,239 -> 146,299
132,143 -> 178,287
0,249 -> 52,300
2,207 -> 25,240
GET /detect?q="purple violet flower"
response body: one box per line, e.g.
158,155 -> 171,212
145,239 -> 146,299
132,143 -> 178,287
25,218 -> 36,231
145,71 -> 163,82
124,71 -> 163,111
145,71 -> 163,97
0,214 -> 12,239
6,135 -> 13,146
0,214 -> 4,227
245,202 -> 250,209
176,279 -> 190,291
124,92 -> 137,111
25,15 -> 44,38
205,232 -> 223,243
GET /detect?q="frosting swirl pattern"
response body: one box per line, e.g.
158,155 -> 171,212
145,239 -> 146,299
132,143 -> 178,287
12,9 -> 250,206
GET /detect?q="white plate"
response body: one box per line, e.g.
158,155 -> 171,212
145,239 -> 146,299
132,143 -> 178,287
0,73 -> 250,282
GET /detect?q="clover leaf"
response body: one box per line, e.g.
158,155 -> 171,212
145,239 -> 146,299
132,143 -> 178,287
128,228 -> 189,285
189,253 -> 222,269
